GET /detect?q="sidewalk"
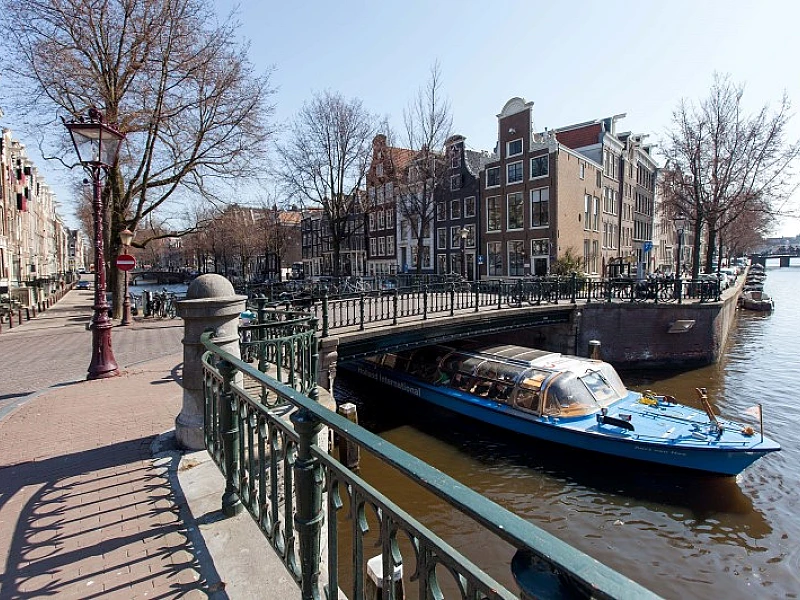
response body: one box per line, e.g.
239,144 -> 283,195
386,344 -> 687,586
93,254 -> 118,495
0,288 -> 298,599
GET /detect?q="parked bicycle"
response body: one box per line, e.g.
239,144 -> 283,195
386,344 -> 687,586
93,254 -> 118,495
149,289 -> 177,318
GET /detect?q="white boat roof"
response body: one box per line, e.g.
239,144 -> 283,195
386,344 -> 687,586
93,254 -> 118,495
466,343 -> 603,376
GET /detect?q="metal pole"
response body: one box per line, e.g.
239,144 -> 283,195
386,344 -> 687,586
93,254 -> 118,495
121,267 -> 132,325
676,230 -> 683,304
88,166 -> 119,379
460,234 -> 466,279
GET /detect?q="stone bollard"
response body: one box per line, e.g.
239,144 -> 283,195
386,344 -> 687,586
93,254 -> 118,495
588,339 -> 602,360
336,402 -> 360,470
175,274 -> 246,450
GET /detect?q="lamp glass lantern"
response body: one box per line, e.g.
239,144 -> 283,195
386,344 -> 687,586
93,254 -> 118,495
65,111 -> 124,168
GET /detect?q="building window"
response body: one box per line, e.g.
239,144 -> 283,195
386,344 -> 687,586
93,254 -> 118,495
378,209 -> 385,229
450,226 -> 462,249
386,209 -> 394,228
450,174 -> 462,191
508,241 -> 525,276
507,138 -> 523,157
507,192 -> 524,230
369,212 -> 375,230
584,239 -> 590,272
507,161 -> 523,184
531,238 -> 549,256
437,202 -> 446,221
591,240 -> 599,273
488,241 -> 502,276
399,219 -> 406,241
450,199 -> 462,220
530,187 -> 549,227
593,196 -> 600,231
486,166 -> 500,188
378,236 -> 386,256
437,254 -> 447,274
530,155 -> 548,179
464,196 -> 476,218
584,194 -> 591,231
451,148 -> 461,169
437,227 -> 448,250
486,196 -> 501,232
596,170 -> 602,187
376,164 -> 384,177
370,237 -> 377,256
579,162 -> 585,179
465,224 -> 476,248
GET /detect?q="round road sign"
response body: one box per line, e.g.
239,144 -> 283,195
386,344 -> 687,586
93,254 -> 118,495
116,254 -> 136,271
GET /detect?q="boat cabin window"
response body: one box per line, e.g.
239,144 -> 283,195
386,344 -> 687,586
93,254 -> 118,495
407,346 -> 453,384
382,352 -> 411,372
543,373 -> 596,416
514,370 -> 549,413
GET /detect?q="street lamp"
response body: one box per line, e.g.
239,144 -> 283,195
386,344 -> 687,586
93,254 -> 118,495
459,226 -> 469,279
64,108 -> 125,379
120,228 -> 134,326
674,214 -> 688,303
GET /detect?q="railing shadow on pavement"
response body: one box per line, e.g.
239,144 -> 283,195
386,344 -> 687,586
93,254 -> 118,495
0,438 -> 223,599
201,313 -> 663,600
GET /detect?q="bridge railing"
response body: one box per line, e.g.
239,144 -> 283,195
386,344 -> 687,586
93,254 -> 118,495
201,327 -> 661,600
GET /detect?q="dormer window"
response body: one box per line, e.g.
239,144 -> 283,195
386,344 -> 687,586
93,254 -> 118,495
507,138 -> 523,157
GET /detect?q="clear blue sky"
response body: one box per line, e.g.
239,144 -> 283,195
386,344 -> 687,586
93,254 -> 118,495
5,0 -> 800,237
217,0 -> 800,237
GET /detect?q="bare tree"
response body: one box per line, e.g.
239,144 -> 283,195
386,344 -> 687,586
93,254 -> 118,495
0,0 -> 275,316
277,91 -> 376,277
661,74 -> 799,277
396,63 -> 452,274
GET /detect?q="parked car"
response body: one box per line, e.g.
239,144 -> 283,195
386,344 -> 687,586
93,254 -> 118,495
76,280 -> 91,290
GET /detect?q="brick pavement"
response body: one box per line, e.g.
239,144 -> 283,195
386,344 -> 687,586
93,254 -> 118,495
0,354 -> 225,599
0,287 -> 224,599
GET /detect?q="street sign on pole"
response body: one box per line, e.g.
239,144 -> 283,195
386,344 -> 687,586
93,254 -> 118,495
643,241 -> 653,253
115,254 -> 136,271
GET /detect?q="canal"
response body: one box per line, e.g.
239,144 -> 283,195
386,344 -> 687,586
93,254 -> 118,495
334,266 -> 799,600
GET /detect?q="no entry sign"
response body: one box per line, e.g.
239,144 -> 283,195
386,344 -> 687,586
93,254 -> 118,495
115,254 -> 136,271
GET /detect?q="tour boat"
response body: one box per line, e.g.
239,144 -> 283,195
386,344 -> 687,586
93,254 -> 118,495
342,342 -> 780,476
739,289 -> 774,312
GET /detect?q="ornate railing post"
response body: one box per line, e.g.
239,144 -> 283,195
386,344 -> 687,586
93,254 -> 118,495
321,287 -> 329,338
497,280 -> 503,310
359,293 -> 365,331
218,358 -> 243,517
449,283 -> 455,316
392,289 -> 398,325
291,343 -> 324,600
676,275 -> 683,304
516,278 -> 523,308
474,280 -> 480,312
423,284 -> 428,320
571,273 -> 577,304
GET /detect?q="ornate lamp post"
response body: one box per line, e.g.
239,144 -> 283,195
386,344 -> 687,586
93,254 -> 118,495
674,214 -> 688,303
459,226 -> 469,279
64,108 -> 125,379
120,228 -> 134,326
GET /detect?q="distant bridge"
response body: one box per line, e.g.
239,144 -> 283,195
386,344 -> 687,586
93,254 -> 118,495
750,254 -> 800,267
130,270 -> 192,286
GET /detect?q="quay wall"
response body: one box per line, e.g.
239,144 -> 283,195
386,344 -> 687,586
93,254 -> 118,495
575,288 -> 740,368
483,286 -> 742,369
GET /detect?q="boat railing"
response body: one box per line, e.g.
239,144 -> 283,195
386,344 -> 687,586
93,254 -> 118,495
201,328 -> 662,600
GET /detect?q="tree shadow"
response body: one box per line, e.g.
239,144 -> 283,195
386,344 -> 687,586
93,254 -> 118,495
0,437 -> 227,599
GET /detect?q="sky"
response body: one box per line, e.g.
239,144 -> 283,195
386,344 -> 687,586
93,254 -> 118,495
4,0 -> 800,237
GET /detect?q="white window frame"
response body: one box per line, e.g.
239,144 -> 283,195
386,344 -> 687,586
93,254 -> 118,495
464,196 -> 476,218
437,227 -> 448,249
579,162 -> 585,179
486,196 -> 501,232
450,199 -> 462,220
369,213 -> 375,230
450,174 -> 462,191
530,155 -> 548,179
507,192 -> 524,231
486,166 -> 501,188
507,161 -> 523,185
530,187 -> 549,228
386,209 -> 394,228
506,138 -> 523,157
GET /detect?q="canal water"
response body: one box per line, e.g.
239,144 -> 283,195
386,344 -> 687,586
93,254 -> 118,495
334,267 -> 800,600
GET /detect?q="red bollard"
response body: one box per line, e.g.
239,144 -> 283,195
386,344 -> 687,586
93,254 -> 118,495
18,308 -> 23,323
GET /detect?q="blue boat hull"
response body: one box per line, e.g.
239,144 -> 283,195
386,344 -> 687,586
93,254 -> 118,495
344,361 -> 778,476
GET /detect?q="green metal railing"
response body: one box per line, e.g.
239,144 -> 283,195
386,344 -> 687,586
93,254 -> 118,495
201,325 -> 662,600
